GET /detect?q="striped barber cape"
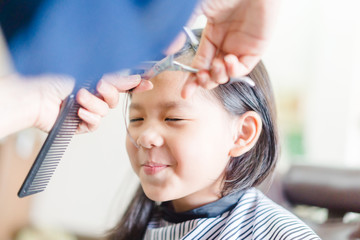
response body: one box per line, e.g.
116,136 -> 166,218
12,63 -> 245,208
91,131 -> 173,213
143,188 -> 321,240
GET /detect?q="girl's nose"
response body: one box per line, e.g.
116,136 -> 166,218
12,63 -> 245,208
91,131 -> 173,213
136,128 -> 164,149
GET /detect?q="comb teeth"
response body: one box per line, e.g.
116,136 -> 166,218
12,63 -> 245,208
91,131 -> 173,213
26,136 -> 75,194
18,94 -> 83,197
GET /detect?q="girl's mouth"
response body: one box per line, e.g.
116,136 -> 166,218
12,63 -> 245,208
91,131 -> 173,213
142,163 -> 168,175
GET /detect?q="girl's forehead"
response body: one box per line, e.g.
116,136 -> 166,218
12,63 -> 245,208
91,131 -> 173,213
152,71 -> 188,91
131,71 -> 219,109
134,72 -> 189,101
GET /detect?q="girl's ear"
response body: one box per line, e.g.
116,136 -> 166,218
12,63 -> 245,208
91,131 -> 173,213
229,111 -> 262,157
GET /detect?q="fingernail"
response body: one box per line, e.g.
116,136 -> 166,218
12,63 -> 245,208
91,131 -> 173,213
79,108 -> 100,122
98,80 -> 110,93
211,63 -> 221,74
78,108 -> 87,120
224,54 -> 237,64
78,88 -> 90,102
182,83 -> 198,99
197,72 -> 207,84
128,74 -> 141,82
139,80 -> 153,89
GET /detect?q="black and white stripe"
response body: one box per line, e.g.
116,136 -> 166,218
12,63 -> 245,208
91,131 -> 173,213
144,188 -> 320,240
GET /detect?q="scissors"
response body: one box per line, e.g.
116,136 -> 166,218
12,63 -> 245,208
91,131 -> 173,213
139,55 -> 255,87
139,54 -> 198,80
136,27 -> 255,87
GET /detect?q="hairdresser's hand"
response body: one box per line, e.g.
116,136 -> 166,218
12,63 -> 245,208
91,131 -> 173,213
22,74 -> 151,135
76,74 -> 152,133
181,0 -> 280,98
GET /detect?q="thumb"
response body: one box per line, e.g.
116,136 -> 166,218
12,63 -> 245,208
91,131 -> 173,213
225,54 -> 261,78
181,34 -> 217,99
101,74 -> 142,92
191,33 -> 216,70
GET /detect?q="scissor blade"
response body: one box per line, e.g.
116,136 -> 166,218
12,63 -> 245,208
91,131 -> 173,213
133,54 -> 200,80
141,55 -> 174,79
183,27 -> 199,51
173,61 -> 199,73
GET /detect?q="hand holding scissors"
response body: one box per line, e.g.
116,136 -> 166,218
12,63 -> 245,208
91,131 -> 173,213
139,53 -> 254,87
132,27 -> 255,94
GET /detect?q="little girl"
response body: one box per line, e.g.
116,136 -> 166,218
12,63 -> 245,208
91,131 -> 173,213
108,32 -> 320,240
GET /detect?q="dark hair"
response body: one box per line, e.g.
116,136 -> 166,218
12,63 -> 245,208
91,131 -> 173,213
107,185 -> 155,240
213,61 -> 279,196
107,31 -> 279,240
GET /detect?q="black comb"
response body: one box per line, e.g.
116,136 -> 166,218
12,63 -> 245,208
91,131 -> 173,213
18,80 -> 96,198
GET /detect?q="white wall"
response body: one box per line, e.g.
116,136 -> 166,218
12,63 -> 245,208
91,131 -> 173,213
263,0 -> 360,167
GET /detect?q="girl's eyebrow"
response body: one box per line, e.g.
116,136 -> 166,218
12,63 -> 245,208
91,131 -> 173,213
129,101 -> 192,111
129,103 -> 142,111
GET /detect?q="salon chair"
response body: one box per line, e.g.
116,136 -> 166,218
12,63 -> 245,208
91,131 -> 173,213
278,164 -> 360,240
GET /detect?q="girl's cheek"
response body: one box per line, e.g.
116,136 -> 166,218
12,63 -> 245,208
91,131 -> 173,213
170,135 -> 194,161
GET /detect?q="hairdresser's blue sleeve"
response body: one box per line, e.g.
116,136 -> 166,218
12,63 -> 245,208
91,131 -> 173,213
0,0 -> 196,81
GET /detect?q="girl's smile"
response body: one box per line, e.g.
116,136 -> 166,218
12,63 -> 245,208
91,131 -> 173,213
137,145 -> 174,176
142,162 -> 169,175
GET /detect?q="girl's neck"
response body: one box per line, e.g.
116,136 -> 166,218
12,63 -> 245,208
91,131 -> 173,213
171,183 -> 223,212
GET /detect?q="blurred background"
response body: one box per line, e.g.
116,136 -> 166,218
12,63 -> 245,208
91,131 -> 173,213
1,0 -> 360,239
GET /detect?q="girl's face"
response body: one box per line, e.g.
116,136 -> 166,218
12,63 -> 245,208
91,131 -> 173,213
126,71 -> 236,212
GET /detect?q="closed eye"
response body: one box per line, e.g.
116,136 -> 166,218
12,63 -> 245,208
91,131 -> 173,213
130,118 -> 144,123
165,118 -> 184,122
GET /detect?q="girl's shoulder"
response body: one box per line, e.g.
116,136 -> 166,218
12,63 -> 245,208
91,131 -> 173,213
144,188 -> 321,240
221,187 -> 321,239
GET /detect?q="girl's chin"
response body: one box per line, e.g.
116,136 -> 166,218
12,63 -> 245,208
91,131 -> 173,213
142,187 -> 175,202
